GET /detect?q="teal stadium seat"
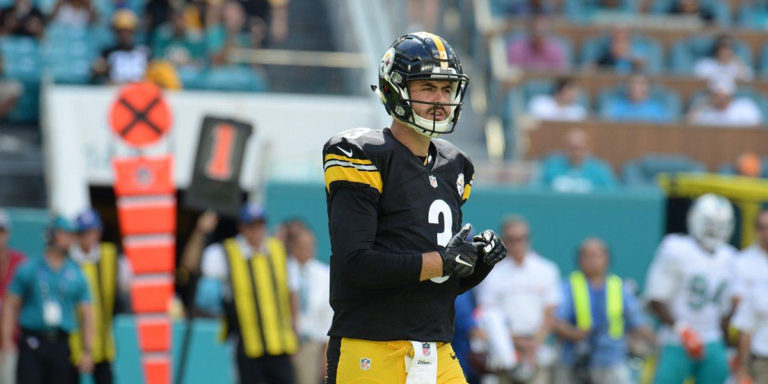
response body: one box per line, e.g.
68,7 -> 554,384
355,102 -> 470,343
580,34 -> 664,73
202,66 -> 268,92
759,44 -> 768,76
0,37 -> 42,122
488,0 -> 556,16
622,154 -> 706,187
564,0 -> 638,22
598,84 -> 681,121
650,0 -> 731,27
670,36 -> 752,75
177,66 -> 206,90
737,0 -> 768,29
43,24 -> 97,84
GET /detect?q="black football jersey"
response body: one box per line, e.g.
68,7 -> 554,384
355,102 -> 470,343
322,127 -> 484,342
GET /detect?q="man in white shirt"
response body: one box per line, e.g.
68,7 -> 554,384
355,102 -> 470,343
286,228 -> 331,384
645,194 -> 737,384
732,209 -> 768,383
693,35 -> 753,85
527,77 -> 587,122
476,216 -> 562,384
688,79 -> 762,127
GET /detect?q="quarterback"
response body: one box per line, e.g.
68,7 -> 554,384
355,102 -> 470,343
322,32 -> 506,383
645,194 -> 737,384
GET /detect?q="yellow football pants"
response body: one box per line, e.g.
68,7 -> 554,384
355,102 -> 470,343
325,337 -> 467,384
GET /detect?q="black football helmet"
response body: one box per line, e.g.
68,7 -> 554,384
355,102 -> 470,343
372,32 -> 469,138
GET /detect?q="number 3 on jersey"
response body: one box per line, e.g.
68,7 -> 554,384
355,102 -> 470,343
429,199 -> 452,283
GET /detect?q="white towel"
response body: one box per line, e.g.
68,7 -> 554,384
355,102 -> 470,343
404,341 -> 438,384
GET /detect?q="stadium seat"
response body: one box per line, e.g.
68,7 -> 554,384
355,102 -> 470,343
759,43 -> 768,76
622,154 -> 707,187
489,0 -> 557,17
5,81 -> 40,123
649,0 -> 731,27
737,0 -> 768,29
202,66 -> 269,92
597,84 -> 681,121
580,34 -> 663,73
177,66 -> 206,90
564,0 -> 638,22
0,37 -> 42,82
670,36 -> 753,75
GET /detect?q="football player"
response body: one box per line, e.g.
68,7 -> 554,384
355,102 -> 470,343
322,32 -> 506,384
645,193 -> 737,384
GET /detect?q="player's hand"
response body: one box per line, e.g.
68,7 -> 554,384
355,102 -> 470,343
473,230 -> 506,267
195,210 -> 218,235
442,224 -> 483,278
676,323 -> 703,360
79,351 -> 94,373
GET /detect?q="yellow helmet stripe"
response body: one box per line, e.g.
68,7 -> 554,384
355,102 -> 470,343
426,33 -> 448,69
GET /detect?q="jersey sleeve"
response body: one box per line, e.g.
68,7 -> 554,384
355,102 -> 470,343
323,136 -> 422,289
323,141 -> 383,196
644,237 -> 681,302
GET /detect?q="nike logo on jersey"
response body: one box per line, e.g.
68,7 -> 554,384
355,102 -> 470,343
455,254 -> 473,267
338,147 -> 354,157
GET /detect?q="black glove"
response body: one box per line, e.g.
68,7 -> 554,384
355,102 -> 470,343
441,223 -> 483,278
473,230 -> 506,267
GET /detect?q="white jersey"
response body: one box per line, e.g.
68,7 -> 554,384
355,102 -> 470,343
644,234 -> 737,344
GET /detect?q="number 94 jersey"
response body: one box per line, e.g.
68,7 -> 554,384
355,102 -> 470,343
644,234 -> 737,344
322,127 -> 475,342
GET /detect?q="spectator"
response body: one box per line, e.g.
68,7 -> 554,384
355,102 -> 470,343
553,238 -> 653,384
195,203 -> 298,383
688,79 -> 763,126
0,0 -> 45,38
0,55 -> 23,121
49,0 -> 96,29
604,73 -> 672,122
592,27 -> 644,73
732,209 -> 768,384
667,0 -> 716,25
507,14 -> 568,72
151,10 -> 206,68
144,0 -> 172,39
693,35 -> 753,84
287,228 -> 331,384
237,0 -> 289,45
1,216 -> 94,384
537,129 -> 618,193
205,1 -> 261,66
452,291 -> 482,384
720,152 -> 763,178
92,10 -> 150,84
68,209 -> 132,384
476,216 -> 562,384
0,209 -> 25,384
527,77 -> 587,121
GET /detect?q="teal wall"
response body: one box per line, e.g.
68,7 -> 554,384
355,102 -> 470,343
265,182 -> 667,287
4,207 -> 48,258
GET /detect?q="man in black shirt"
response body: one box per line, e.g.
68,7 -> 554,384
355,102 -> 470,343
322,32 -> 506,384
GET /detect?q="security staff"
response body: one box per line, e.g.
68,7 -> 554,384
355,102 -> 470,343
69,208 -> 129,384
0,216 -> 94,384
195,203 -> 298,383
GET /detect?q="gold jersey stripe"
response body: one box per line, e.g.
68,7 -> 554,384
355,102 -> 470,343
325,165 -> 383,193
323,153 -> 373,165
462,184 -> 472,201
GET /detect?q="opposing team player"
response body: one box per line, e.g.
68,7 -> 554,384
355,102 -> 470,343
322,32 -> 506,384
645,194 -> 737,384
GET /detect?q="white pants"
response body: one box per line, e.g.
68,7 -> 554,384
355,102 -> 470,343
0,351 -> 16,384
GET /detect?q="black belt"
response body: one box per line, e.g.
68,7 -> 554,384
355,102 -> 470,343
21,328 -> 69,343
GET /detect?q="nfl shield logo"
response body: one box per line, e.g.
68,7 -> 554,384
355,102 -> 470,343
429,175 -> 438,188
422,343 -> 431,357
359,358 -> 371,371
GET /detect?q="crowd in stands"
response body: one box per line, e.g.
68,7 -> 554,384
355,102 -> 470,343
0,0 -> 289,122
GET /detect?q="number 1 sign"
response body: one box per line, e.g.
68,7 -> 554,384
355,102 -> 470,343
184,116 -> 254,217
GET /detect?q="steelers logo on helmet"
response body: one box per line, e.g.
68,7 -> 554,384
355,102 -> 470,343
371,32 -> 469,138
